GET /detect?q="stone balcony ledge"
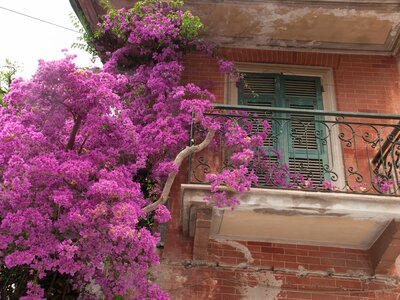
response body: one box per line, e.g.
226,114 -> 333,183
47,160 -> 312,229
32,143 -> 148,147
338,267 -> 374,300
181,184 -> 400,250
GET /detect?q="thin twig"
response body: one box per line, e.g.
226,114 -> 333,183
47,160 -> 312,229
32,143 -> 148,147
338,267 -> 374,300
78,133 -> 90,154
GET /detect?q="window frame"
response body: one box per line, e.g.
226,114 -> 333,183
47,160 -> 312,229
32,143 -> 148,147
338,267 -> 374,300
224,62 -> 345,189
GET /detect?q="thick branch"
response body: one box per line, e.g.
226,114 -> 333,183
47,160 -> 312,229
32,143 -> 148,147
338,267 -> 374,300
66,116 -> 82,150
143,129 -> 216,213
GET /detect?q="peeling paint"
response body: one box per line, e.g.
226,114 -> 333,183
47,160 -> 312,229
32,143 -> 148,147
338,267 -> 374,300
153,259 -> 399,299
395,255 -> 400,277
253,207 -> 347,217
184,1 -> 400,54
240,272 -> 283,300
190,2 -> 400,33
215,239 -> 254,266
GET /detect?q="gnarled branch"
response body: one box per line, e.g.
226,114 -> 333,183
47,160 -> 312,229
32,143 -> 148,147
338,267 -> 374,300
143,129 -> 215,213
66,116 -> 82,150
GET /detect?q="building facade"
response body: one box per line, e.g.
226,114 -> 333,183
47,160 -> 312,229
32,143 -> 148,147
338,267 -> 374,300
72,1 -> 400,299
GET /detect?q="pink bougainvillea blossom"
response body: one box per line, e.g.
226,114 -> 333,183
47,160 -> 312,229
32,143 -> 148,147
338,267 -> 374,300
0,0 -> 280,298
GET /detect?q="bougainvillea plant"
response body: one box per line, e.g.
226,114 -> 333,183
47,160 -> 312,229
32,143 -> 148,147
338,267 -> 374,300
0,0 -> 272,299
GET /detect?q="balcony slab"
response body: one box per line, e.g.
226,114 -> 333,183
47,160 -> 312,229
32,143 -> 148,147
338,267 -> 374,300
181,184 -> 400,249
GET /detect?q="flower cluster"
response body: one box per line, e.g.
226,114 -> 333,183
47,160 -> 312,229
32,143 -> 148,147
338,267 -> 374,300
0,0 -> 211,298
96,0 -> 205,72
0,54 -> 169,298
204,118 -> 270,207
0,0 -> 286,299
374,176 -> 394,194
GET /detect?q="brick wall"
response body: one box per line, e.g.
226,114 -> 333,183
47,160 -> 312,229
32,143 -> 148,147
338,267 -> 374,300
158,229 -> 400,299
154,263 -> 400,300
159,181 -> 400,299
208,240 -> 372,275
183,48 -> 400,114
182,53 -> 225,103
182,48 -> 400,193
157,48 -> 400,299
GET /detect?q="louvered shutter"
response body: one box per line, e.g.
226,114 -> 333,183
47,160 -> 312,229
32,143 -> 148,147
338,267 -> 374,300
282,76 -> 328,187
238,73 -> 280,186
237,73 -> 329,187
239,73 -> 277,149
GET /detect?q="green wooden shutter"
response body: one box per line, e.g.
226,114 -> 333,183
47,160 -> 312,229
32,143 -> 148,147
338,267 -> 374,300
238,73 -> 329,187
281,76 -> 328,187
238,73 -> 280,186
239,73 -> 277,149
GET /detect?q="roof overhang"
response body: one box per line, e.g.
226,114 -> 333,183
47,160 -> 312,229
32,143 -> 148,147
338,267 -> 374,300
185,0 -> 400,55
70,0 -> 400,55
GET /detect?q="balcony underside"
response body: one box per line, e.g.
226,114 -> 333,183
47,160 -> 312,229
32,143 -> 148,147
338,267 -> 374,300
72,0 -> 400,55
185,0 -> 400,55
181,184 -> 400,250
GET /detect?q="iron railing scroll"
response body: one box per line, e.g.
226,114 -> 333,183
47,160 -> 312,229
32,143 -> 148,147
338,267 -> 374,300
188,105 -> 400,196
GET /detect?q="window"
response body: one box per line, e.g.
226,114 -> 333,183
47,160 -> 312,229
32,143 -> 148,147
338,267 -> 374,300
238,72 -> 330,186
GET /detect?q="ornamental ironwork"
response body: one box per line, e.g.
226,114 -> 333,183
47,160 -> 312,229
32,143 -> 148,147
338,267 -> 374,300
188,105 -> 400,195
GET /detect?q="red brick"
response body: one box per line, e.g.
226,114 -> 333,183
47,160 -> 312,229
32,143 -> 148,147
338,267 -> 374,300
222,250 -> 245,258
222,294 -> 241,300
364,281 -> 389,290
214,270 -> 236,278
319,246 -> 345,253
247,241 -> 272,246
271,261 -> 286,268
261,247 -> 285,254
219,257 -> 238,265
320,258 -> 347,267
297,256 -> 321,265
310,277 -> 337,288
335,279 -> 362,290
252,252 -> 273,260
308,264 -> 335,272
331,252 -> 357,260
194,285 -> 213,292
273,243 -> 298,249
247,245 -> 262,253
336,297 -> 368,300
297,245 -> 321,251
286,291 -> 313,299
286,248 -> 309,256
285,275 -> 311,286
258,259 -> 274,267
218,279 -> 238,287
311,294 -> 338,300
345,260 -> 370,269
217,286 -> 238,294
309,251 -> 333,258
285,262 -> 303,269
273,254 -> 297,262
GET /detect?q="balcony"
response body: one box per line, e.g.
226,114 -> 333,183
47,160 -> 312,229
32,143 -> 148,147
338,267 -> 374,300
182,105 -> 400,251
189,105 -> 400,195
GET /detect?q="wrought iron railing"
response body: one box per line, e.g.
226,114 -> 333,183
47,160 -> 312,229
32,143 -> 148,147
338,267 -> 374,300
188,104 -> 400,196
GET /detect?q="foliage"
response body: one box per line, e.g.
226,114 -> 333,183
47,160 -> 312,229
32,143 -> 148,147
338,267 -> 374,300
0,59 -> 20,106
0,0 -> 269,299
70,13 -> 99,63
